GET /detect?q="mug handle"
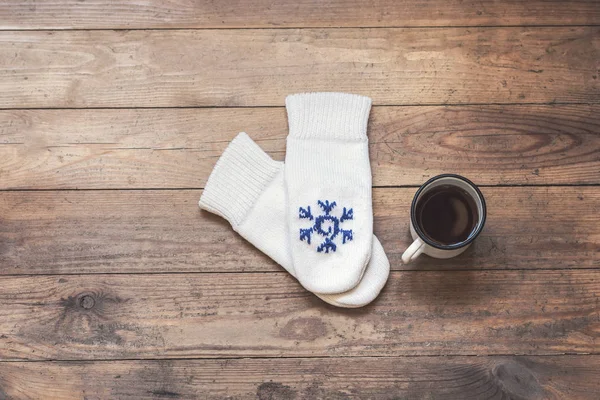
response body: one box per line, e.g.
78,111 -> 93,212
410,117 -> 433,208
402,238 -> 426,264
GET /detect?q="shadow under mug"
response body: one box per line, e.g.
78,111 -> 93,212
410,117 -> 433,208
402,174 -> 487,264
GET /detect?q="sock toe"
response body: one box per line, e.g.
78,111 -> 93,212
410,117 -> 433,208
317,236 -> 390,308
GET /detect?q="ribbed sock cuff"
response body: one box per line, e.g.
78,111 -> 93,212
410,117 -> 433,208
285,92 -> 372,141
199,132 -> 282,228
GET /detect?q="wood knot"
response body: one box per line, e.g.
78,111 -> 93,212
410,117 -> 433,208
257,382 -> 296,400
493,360 -> 544,399
79,295 -> 95,310
279,317 -> 327,341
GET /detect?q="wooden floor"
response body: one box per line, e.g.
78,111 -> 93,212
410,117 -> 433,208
0,1 -> 599,399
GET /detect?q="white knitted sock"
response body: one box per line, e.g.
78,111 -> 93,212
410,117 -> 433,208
285,93 -> 373,294
199,133 -> 389,308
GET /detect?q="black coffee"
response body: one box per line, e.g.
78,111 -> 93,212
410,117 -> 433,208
415,185 -> 478,246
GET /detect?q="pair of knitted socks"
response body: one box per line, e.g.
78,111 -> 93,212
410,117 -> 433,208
199,93 -> 389,308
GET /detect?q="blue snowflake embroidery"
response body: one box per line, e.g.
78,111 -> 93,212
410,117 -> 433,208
298,200 -> 353,253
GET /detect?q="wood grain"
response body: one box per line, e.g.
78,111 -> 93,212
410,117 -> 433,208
1,356 -> 599,399
1,105 -> 599,189
1,28 -> 598,108
1,1 -> 598,397
1,0 -> 599,29
0,270 -> 599,360
1,187 -> 598,275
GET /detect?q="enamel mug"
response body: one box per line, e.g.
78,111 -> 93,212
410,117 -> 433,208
402,174 -> 487,263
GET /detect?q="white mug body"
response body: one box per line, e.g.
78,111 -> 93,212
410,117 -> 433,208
402,174 -> 486,264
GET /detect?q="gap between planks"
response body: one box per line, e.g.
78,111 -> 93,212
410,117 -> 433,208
0,353 -> 599,364
1,102 -> 599,111
0,183 -> 599,192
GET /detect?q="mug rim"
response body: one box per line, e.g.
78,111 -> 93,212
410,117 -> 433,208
410,173 -> 487,250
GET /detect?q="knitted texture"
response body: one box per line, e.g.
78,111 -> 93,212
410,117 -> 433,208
286,92 -> 371,141
199,133 -> 281,228
285,92 -> 374,294
199,133 -> 389,308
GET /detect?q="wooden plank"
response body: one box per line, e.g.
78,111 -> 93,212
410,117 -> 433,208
1,1 -> 600,29
0,270 -> 599,360
1,28 -> 598,108
1,356 -> 599,399
1,105 -> 599,189
1,187 -> 598,275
